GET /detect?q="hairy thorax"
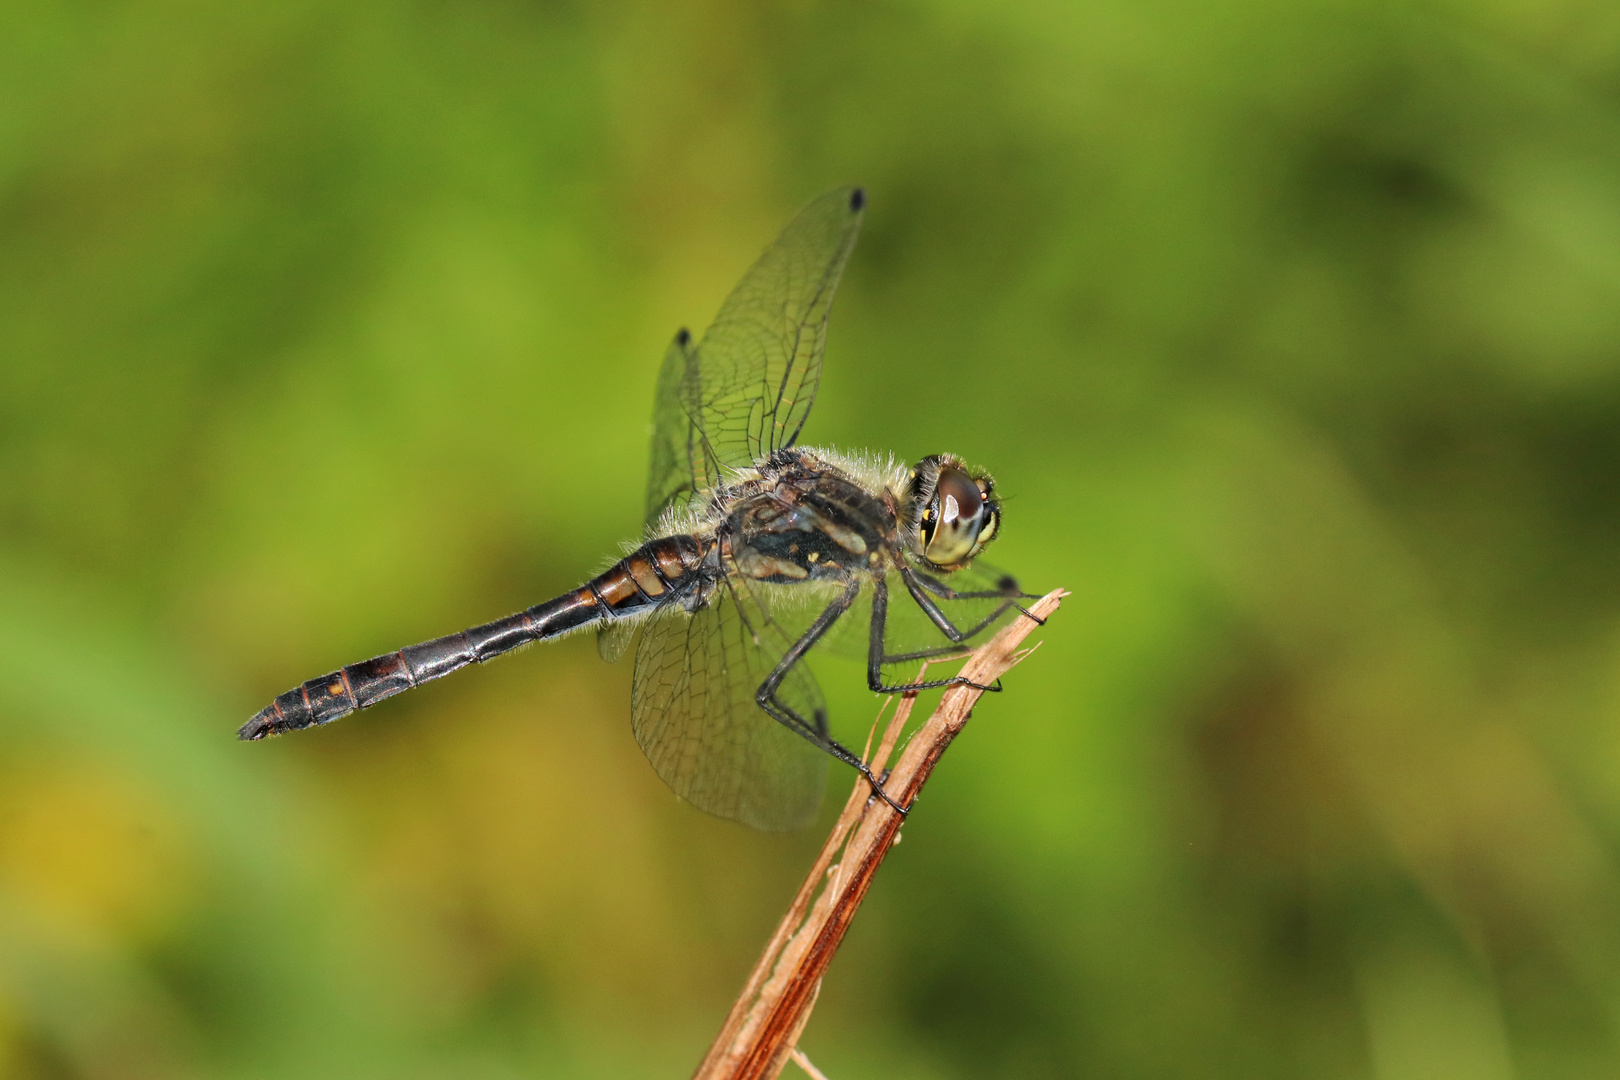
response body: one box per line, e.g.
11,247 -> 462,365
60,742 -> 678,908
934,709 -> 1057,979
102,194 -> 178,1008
720,450 -> 899,584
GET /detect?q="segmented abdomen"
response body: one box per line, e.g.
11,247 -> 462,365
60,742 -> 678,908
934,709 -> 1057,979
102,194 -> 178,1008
238,534 -> 709,740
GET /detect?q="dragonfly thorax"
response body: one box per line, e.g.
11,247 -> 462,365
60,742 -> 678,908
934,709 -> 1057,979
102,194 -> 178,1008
724,449 -> 897,585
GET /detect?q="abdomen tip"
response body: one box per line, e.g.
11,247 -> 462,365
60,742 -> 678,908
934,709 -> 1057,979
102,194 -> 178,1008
237,711 -> 276,741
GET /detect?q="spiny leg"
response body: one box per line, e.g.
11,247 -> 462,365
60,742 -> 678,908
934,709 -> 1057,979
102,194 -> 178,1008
881,642 -> 977,664
908,568 -> 1048,628
867,576 -> 1002,695
756,696 -> 909,818
898,582 -> 1017,649
753,579 -> 909,816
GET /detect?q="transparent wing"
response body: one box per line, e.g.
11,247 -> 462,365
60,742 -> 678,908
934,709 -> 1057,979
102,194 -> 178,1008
596,618 -> 639,664
644,329 -> 705,531
630,578 -> 830,831
685,187 -> 865,491
641,188 -> 864,530
641,189 -> 864,530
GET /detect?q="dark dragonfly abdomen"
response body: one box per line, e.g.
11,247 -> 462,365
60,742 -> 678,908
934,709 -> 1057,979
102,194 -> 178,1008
238,535 -> 710,740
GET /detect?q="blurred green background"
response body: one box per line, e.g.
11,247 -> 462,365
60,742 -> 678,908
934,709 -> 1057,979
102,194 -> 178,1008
4,0 -> 1620,1076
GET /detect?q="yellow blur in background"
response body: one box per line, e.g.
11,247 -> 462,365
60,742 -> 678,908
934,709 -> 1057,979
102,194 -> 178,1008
4,0 -> 1620,1076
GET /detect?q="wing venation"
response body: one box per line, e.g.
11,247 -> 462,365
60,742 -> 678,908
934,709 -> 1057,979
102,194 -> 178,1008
641,187 -> 865,531
630,583 -> 828,831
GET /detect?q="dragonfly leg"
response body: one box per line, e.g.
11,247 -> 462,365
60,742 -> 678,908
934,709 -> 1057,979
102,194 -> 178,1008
753,580 -> 909,817
867,575 -> 1003,695
910,568 -> 1048,627
898,568 -> 1029,648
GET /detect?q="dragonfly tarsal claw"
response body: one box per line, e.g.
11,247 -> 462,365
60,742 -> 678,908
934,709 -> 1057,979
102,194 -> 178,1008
862,767 -> 909,817
1013,603 -> 1047,626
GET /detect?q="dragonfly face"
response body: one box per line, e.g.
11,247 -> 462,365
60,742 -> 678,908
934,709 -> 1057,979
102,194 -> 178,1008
241,186 -> 1039,831
906,454 -> 1002,570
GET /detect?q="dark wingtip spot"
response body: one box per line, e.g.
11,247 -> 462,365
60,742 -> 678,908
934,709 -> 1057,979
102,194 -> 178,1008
675,327 -> 691,346
998,575 -> 1018,592
849,188 -> 865,212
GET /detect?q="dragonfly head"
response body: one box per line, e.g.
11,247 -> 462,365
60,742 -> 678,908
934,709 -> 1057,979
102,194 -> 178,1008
906,454 -> 1001,569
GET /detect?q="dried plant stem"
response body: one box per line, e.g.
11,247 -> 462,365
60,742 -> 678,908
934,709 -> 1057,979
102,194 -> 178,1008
788,1049 -> 832,1080
692,589 -> 1067,1080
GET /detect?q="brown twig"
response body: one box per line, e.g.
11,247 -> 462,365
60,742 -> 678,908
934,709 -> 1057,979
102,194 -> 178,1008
692,588 -> 1067,1080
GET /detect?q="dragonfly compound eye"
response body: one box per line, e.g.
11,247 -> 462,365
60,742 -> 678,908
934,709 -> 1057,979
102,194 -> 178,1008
924,466 -> 989,566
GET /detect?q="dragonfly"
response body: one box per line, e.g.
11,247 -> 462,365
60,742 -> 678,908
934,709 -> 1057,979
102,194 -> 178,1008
239,187 -> 1039,830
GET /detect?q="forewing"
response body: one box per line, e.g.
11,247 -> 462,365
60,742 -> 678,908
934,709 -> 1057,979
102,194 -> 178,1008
644,329 -> 708,530
630,581 -> 828,831
688,187 -> 865,478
